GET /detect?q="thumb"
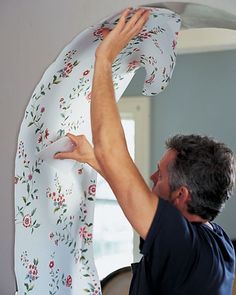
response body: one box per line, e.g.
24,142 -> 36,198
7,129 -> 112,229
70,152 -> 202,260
54,151 -> 75,160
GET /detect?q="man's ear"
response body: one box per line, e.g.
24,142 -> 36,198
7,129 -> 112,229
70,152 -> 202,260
171,186 -> 191,207
178,186 -> 191,204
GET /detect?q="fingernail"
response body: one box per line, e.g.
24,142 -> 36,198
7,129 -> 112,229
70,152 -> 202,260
54,152 -> 60,158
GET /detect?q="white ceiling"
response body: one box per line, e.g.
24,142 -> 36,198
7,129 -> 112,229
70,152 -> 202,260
177,28 -> 236,54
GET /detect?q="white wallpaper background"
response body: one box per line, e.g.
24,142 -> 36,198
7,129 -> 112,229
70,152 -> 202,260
14,8 -> 180,294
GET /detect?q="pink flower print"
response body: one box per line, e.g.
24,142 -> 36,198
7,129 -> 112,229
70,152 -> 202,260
66,275 -> 72,287
59,97 -> 65,108
145,73 -> 155,85
88,184 -> 96,196
44,128 -> 49,139
79,226 -> 87,238
28,264 -> 39,280
38,134 -> 43,143
93,28 -> 103,37
23,215 -> 32,228
77,168 -> 83,174
83,70 -> 90,76
86,92 -> 92,102
128,60 -> 139,71
14,177 -> 19,184
64,62 -> 73,75
139,29 -> 152,40
172,40 -> 177,50
49,260 -> 54,268
28,174 -> 33,181
49,232 -> 54,239
40,107 -> 45,113
93,27 -> 111,40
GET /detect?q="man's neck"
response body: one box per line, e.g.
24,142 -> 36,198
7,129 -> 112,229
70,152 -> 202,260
181,209 -> 209,224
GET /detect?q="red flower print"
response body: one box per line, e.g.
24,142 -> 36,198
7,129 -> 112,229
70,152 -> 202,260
93,28 -> 103,37
14,177 -> 18,184
49,260 -> 54,268
86,92 -> 92,102
23,215 -> 32,228
40,107 -> 45,113
128,60 -> 139,71
66,275 -> 72,287
172,40 -> 177,50
49,232 -> 54,239
44,128 -> 49,139
28,174 -> 33,180
93,27 -> 111,39
79,226 -> 87,238
64,62 -> 73,75
83,70 -> 90,76
139,30 -> 151,39
77,168 -> 83,174
28,264 -> 39,280
38,134 -> 42,143
88,184 -> 96,196
145,73 -> 155,85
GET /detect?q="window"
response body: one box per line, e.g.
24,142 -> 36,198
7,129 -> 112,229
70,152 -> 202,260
93,97 -> 150,279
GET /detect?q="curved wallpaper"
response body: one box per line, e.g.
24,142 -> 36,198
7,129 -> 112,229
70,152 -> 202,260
14,7 -> 181,294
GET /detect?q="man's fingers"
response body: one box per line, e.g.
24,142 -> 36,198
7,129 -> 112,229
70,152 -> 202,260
54,151 -> 76,160
127,10 -> 150,38
122,8 -> 148,34
116,7 -> 132,32
66,133 -> 78,145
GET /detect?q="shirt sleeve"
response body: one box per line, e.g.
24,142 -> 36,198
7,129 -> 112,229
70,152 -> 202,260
142,198 -> 197,252
141,199 -> 198,278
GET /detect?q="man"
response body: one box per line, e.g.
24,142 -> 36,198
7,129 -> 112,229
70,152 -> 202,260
55,8 -> 236,294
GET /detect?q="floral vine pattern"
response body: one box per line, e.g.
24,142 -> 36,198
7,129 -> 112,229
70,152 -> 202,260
48,252 -> 73,295
15,7 -> 180,294
15,141 -> 42,234
47,174 -> 80,262
20,251 -> 39,294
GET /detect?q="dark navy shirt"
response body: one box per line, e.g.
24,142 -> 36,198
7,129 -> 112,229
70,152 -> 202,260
129,199 -> 235,295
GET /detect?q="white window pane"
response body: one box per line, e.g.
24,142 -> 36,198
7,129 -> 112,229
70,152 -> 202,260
93,200 -> 133,279
94,119 -> 135,279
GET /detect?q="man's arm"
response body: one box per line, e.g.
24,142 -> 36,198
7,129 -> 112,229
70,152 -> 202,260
91,8 -> 158,239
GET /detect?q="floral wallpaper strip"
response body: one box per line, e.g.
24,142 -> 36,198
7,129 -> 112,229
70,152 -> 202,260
14,7 -> 181,295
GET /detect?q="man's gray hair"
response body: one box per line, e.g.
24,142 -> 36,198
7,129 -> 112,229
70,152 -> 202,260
165,134 -> 236,221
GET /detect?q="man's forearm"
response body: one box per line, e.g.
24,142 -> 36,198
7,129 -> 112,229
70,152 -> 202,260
91,58 -> 128,157
88,155 -> 106,178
